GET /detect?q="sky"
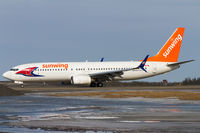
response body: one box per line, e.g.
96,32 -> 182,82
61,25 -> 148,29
0,0 -> 199,82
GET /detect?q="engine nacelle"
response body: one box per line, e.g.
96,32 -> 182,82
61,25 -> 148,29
71,75 -> 92,85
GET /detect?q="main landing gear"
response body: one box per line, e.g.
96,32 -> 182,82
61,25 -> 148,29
90,82 -> 103,87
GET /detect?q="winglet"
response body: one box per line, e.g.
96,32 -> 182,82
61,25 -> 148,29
139,55 -> 149,72
100,58 -> 104,62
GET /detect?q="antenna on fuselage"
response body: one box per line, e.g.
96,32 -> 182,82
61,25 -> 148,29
85,56 -> 88,62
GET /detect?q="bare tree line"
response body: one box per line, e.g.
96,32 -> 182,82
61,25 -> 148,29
182,77 -> 200,85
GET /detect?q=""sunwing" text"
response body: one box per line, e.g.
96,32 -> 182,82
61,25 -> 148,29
163,34 -> 182,58
42,64 -> 68,69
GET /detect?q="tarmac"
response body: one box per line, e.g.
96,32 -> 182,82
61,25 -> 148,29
0,84 -> 200,133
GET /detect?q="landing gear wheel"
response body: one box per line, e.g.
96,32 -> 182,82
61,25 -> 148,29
43,82 -> 46,86
97,83 -> 103,87
90,82 -> 104,87
90,82 -> 97,87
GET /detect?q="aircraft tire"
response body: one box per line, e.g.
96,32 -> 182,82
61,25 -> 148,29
90,82 -> 97,87
97,83 -> 103,87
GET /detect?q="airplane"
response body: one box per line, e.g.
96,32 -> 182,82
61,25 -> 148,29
2,27 -> 194,87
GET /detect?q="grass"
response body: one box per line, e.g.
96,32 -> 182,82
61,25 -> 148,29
48,91 -> 200,100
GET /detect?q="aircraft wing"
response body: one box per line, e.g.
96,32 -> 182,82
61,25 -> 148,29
90,55 -> 149,81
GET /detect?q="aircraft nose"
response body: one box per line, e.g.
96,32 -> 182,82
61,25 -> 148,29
2,71 -> 11,80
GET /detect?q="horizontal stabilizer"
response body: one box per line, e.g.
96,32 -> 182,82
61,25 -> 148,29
167,60 -> 194,66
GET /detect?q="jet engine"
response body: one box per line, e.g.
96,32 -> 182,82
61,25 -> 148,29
71,75 -> 92,85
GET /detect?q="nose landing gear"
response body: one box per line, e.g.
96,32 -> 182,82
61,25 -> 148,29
14,81 -> 24,88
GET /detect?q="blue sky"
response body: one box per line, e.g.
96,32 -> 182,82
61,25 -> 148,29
0,0 -> 199,82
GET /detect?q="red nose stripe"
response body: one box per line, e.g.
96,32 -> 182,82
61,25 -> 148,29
16,67 -> 38,77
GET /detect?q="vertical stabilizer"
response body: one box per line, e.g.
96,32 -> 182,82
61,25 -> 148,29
147,27 -> 185,62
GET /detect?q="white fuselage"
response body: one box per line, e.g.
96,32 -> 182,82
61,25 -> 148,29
3,61 -> 178,82
2,27 -> 190,87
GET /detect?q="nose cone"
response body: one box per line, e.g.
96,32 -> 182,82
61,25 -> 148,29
2,71 -> 11,80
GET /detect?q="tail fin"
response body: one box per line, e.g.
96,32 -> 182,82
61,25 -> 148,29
148,27 -> 185,62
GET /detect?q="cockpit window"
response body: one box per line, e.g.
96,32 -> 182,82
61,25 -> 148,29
10,68 -> 19,71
